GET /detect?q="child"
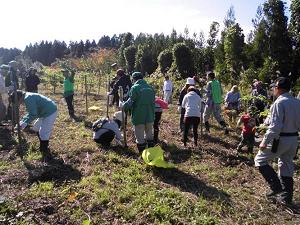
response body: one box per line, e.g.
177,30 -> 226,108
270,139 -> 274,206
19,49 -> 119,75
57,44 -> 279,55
154,96 -> 168,143
181,86 -> 203,147
236,107 -> 256,154
92,111 -> 123,148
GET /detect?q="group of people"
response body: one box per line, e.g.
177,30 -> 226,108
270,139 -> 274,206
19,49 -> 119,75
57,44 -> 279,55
1,62 -> 300,208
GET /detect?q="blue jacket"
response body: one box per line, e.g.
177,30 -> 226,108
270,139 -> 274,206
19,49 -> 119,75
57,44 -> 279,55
22,92 -> 57,124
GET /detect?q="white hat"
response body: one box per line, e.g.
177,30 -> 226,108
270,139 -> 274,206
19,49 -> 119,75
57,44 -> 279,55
186,77 -> 195,85
113,111 -> 123,122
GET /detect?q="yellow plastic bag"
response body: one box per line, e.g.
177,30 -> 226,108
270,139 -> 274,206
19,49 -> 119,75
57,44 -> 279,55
142,146 -> 175,168
88,106 -> 101,111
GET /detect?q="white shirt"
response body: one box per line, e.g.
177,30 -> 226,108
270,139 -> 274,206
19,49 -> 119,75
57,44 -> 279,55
163,80 -> 173,92
182,91 -> 202,117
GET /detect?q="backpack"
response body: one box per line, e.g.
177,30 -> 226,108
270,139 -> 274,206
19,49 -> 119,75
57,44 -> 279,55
92,118 -> 109,132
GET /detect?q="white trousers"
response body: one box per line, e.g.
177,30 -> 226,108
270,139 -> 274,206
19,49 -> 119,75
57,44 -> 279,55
164,91 -> 172,103
32,110 -> 58,141
134,123 -> 154,144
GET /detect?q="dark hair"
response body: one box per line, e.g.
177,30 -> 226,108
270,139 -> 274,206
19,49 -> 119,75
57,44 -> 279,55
113,119 -> 121,128
275,77 -> 291,91
207,72 -> 215,79
187,86 -> 197,93
9,90 -> 24,103
165,76 -> 169,80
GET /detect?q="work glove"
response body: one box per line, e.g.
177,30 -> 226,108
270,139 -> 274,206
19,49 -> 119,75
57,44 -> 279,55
119,101 -> 125,108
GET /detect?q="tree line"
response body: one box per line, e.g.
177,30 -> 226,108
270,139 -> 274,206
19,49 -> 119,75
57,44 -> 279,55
0,0 -> 299,87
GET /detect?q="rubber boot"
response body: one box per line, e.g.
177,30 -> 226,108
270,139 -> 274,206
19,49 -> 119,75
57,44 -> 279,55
137,143 -> 147,154
40,140 -> 53,162
276,176 -> 294,205
204,121 -> 210,132
147,140 -> 155,148
258,165 -> 283,200
153,129 -> 159,144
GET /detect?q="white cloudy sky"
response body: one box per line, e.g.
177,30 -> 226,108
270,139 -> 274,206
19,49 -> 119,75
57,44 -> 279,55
0,0 -> 291,50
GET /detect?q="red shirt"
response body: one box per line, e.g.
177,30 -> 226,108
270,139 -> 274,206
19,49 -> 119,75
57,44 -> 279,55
241,114 -> 256,135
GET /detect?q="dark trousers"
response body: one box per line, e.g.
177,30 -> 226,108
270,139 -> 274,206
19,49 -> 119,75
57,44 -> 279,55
238,133 -> 255,152
180,108 -> 186,131
153,112 -> 162,143
95,130 -> 115,147
183,116 -> 200,145
65,94 -> 75,117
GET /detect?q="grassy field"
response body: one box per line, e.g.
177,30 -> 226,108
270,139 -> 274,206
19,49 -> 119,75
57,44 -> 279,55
1,87 -> 300,225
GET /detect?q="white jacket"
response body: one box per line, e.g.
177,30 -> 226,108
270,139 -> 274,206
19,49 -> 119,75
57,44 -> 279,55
182,91 -> 202,117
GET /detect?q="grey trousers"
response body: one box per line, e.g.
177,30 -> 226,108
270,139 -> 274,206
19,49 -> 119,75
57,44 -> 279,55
134,123 -> 154,144
203,102 -> 224,123
254,136 -> 298,177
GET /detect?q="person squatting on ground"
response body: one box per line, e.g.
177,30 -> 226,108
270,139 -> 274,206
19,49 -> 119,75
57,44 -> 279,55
123,72 -> 155,153
254,77 -> 300,206
181,86 -> 203,147
153,96 -> 168,144
203,72 -> 228,134
62,69 -> 76,119
25,67 -> 40,93
178,77 -> 201,132
236,107 -> 256,154
224,85 -> 241,125
92,111 -> 123,148
163,75 -> 173,104
10,90 -> 58,162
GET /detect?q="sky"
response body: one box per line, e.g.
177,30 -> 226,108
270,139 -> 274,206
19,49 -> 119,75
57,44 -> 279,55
0,0 -> 291,50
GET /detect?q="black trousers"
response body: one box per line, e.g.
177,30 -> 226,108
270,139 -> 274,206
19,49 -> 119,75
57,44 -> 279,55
180,108 -> 186,131
65,94 -> 75,117
95,130 -> 115,146
153,111 -> 162,142
183,116 -> 200,145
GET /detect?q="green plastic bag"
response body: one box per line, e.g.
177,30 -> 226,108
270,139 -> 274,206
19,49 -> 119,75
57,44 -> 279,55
142,146 -> 175,168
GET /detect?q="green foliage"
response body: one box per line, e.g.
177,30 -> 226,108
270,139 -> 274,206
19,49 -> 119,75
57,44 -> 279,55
42,67 -> 64,93
135,44 -> 157,75
118,32 -> 134,67
224,23 -> 245,85
172,43 -> 194,78
263,0 -> 292,76
258,57 -> 278,82
157,49 -> 173,73
124,45 -> 137,73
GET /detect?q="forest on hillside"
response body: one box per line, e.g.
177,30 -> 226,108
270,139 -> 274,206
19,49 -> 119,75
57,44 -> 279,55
0,0 -> 300,90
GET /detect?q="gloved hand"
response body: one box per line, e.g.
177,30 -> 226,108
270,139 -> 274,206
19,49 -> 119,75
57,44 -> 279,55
119,101 -> 125,108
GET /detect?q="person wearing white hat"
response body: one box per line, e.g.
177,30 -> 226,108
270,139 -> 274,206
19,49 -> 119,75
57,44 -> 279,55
92,111 -> 123,147
177,77 -> 201,132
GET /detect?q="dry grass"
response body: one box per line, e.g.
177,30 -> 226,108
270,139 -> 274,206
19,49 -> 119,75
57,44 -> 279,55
0,87 -> 300,225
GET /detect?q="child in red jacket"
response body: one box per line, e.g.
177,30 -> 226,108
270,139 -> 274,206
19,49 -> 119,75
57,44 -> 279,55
236,107 -> 257,154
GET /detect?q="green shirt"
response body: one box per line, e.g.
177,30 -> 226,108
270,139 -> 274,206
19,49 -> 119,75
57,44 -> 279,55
22,92 -> 57,124
63,76 -> 74,97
